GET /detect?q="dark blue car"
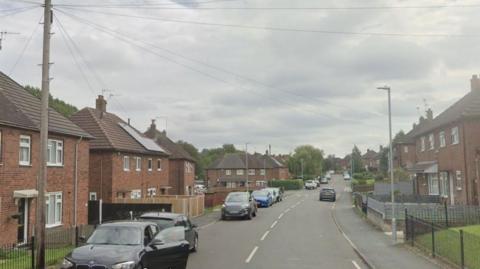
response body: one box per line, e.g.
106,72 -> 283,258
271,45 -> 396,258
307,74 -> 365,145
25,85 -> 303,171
251,190 -> 273,207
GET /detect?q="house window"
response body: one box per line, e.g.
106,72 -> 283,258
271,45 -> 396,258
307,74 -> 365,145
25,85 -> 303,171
123,156 -> 130,171
157,159 -> 162,171
404,146 -> 408,153
47,139 -> 63,166
451,127 -> 459,145
420,137 -> 426,152
428,174 -> 440,195
226,182 -> 237,188
19,135 -> 31,165
185,162 -> 193,173
236,169 -> 244,176
428,134 -> 435,150
45,192 -> 62,226
439,172 -> 449,198
135,157 -> 141,171
256,181 -> 267,187
131,190 -> 141,199
260,169 -> 266,176
439,131 -> 446,148
248,169 -> 255,176
89,192 -> 97,201
225,170 -> 232,176
147,188 -> 157,197
148,159 -> 153,171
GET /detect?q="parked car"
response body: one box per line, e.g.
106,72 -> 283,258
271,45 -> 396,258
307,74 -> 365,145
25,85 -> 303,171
264,188 -> 279,203
343,172 -> 351,180
221,192 -> 257,220
61,222 -> 190,269
314,179 -> 320,187
305,180 -> 317,190
320,177 -> 328,184
319,188 -> 336,202
268,187 -> 283,202
252,189 -> 273,207
139,212 -> 199,252
194,184 -> 207,193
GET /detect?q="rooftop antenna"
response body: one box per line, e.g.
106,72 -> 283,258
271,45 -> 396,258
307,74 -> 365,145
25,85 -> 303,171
0,31 -> 20,50
155,116 -> 168,134
423,98 -> 430,115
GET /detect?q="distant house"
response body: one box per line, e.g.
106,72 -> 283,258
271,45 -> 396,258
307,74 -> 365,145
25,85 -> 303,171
0,72 -> 92,245
393,129 -> 417,170
145,120 -> 196,195
362,149 -> 379,172
408,75 -> 480,205
70,96 -> 170,202
206,152 -> 289,188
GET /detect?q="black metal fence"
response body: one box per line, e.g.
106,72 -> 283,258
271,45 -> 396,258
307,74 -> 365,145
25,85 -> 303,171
405,210 -> 480,269
88,200 -> 172,225
0,225 -> 94,269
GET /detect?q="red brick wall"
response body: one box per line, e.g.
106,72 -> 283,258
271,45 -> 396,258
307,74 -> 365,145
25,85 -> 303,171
394,144 -> 417,169
0,126 -> 89,245
206,167 -> 290,187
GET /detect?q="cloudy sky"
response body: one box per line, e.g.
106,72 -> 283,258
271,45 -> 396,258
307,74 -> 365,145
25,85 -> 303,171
1,0 -> 479,157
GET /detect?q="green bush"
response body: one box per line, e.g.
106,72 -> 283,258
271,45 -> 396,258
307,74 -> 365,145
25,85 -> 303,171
353,172 -> 376,180
268,179 -> 303,190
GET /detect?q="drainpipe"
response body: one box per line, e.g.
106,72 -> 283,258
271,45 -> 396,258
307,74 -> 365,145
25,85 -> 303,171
74,136 -> 83,227
462,122 -> 470,204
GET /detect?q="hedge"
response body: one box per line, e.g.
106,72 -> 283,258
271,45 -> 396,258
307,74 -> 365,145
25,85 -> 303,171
267,179 -> 303,190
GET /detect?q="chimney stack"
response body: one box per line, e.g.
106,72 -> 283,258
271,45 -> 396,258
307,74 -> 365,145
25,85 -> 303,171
471,74 -> 480,92
127,118 -> 131,126
268,144 -> 271,156
150,119 -> 157,131
419,116 -> 426,125
426,108 -> 434,121
95,95 -> 107,113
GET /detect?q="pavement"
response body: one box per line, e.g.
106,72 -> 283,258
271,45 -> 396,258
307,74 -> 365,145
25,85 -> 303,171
187,176 -> 441,269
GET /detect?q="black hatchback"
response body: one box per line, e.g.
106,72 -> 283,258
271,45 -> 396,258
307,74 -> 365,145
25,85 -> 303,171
319,188 -> 336,202
61,222 -> 190,269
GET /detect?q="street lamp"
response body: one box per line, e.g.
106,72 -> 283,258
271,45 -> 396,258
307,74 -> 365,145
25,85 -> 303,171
378,85 -> 396,243
245,143 -> 250,192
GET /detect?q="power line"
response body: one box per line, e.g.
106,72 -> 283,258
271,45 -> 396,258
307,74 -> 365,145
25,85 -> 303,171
9,14 -> 42,75
55,6 -> 480,38
0,6 -> 38,18
54,0 -> 239,8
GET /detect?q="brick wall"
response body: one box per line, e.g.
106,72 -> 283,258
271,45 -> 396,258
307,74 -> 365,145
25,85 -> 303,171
0,126 -> 89,245
167,159 -> 195,195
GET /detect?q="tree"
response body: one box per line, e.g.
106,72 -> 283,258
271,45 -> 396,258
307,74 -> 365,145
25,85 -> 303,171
287,145 -> 324,179
379,147 -> 389,176
323,154 -> 339,172
24,85 -> 78,117
351,145 -> 364,173
393,130 -> 406,144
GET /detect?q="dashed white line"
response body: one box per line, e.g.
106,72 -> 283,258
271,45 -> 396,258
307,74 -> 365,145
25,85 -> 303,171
278,213 -> 284,219
270,220 -> 278,229
285,208 -> 290,213
352,260 -> 361,269
260,230 -> 270,241
245,246 -> 259,263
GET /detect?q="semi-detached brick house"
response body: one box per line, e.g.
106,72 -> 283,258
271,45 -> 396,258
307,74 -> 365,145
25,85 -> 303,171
145,120 -> 196,195
206,152 -> 290,188
393,129 -> 417,170
408,75 -> 480,205
70,96 -> 170,203
0,72 -> 92,245
362,149 -> 379,172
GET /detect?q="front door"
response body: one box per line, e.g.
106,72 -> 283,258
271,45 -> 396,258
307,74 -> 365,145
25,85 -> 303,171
17,198 -> 28,244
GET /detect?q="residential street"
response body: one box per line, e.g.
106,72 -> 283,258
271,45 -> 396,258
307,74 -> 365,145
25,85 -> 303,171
188,178 -> 365,269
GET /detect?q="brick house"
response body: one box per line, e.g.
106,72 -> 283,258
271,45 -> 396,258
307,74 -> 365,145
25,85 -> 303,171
70,96 -> 171,203
0,72 -> 91,245
145,120 -> 196,195
393,130 -> 417,170
409,75 -> 480,205
362,149 -> 380,172
206,152 -> 290,188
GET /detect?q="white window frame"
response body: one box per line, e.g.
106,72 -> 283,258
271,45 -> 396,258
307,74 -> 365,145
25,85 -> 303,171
439,131 -> 446,148
157,159 -> 162,171
428,134 -> 435,150
147,187 -> 157,197
256,180 -> 267,187
19,135 -> 31,166
236,169 -> 244,176
428,174 -> 440,195
47,139 -> 64,166
89,192 -> 97,201
439,172 -> 449,198
451,127 -> 459,145
123,156 -> 130,171
225,169 -> 232,176
45,192 -> 62,227
260,169 -> 266,176
147,158 -> 153,172
248,169 -> 255,176
135,157 -> 141,171
131,189 -> 142,199
420,137 -> 426,152
404,146 -> 408,153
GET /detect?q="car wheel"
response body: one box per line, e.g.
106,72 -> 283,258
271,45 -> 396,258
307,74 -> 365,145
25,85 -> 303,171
247,211 -> 253,220
252,210 -> 257,217
192,236 -> 198,252
221,214 -> 226,220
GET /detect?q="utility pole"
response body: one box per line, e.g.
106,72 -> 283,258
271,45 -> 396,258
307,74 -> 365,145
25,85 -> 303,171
378,86 -> 396,243
0,31 -> 20,50
36,1 -> 52,268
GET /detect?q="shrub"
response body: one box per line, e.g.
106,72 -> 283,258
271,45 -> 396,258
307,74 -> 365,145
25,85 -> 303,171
268,179 -> 303,190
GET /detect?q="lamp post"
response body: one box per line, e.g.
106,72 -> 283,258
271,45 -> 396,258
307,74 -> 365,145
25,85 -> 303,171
378,85 -> 396,243
245,143 -> 249,192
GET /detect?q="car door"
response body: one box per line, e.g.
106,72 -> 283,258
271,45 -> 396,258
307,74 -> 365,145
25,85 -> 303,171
143,227 -> 190,269
180,217 -> 195,247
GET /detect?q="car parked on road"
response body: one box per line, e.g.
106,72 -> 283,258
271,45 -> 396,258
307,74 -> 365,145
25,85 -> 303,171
343,172 -> 351,180
221,192 -> 257,220
267,187 -> 283,202
139,212 -> 199,252
320,177 -> 328,184
313,179 -> 320,187
264,188 -> 280,203
252,189 -> 273,207
61,222 -> 190,269
319,188 -> 336,202
305,180 -> 317,190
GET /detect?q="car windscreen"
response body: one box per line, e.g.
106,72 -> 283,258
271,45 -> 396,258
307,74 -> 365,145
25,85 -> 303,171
252,190 -> 269,197
322,189 -> 335,193
87,226 -> 142,245
226,193 -> 248,202
139,217 -> 175,229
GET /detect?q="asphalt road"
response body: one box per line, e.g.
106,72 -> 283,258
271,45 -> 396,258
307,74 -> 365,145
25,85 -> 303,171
187,178 -> 366,269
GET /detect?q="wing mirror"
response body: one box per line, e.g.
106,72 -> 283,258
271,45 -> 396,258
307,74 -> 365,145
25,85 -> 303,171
192,224 -> 198,229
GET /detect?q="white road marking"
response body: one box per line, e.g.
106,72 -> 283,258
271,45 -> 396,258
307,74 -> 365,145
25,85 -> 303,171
285,208 -> 290,213
260,230 -> 270,241
270,220 -> 278,229
278,213 -> 284,219
245,246 -> 259,263
352,260 -> 361,269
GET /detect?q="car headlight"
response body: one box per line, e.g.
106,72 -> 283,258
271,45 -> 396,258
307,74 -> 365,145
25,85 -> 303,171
112,261 -> 136,269
60,258 -> 74,269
